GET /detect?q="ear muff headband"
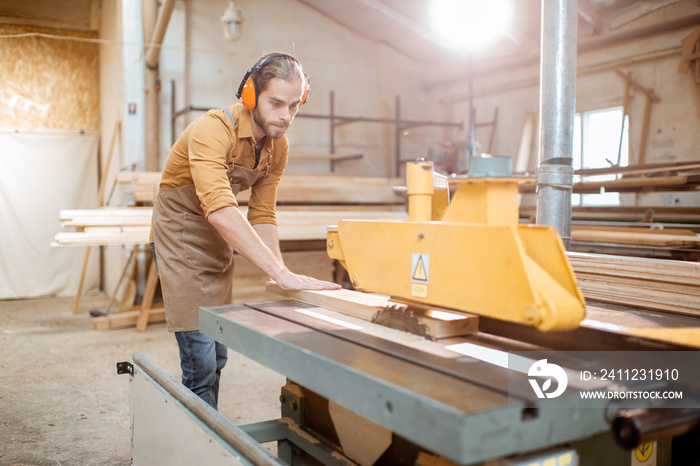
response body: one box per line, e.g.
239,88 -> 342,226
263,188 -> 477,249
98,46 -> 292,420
236,54 -> 308,110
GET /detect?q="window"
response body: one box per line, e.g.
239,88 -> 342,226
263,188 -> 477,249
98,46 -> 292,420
572,107 -> 629,206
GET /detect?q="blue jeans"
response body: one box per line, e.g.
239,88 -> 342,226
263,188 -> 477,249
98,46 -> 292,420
175,330 -> 228,410
151,243 -> 228,409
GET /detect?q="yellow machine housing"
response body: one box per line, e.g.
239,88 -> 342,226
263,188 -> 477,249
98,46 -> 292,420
327,161 -> 586,331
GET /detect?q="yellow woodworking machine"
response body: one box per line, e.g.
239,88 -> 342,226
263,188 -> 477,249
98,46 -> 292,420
327,160 -> 586,331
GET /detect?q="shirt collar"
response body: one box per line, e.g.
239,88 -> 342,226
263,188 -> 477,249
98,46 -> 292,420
233,104 -> 274,155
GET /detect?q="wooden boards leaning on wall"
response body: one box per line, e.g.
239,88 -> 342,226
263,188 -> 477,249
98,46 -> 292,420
568,252 -> 700,317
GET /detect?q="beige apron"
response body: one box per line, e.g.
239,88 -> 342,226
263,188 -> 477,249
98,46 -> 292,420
153,162 -> 268,332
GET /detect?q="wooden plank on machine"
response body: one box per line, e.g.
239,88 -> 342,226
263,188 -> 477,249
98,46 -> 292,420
266,283 -> 478,339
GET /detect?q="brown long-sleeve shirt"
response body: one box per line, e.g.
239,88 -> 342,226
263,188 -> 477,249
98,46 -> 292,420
158,103 -> 288,224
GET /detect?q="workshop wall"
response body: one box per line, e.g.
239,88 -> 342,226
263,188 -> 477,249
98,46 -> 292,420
0,23 -> 101,298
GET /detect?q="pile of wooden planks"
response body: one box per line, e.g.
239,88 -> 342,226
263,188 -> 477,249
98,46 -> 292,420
54,207 -> 152,246
568,225 -> 700,259
568,252 -> 700,317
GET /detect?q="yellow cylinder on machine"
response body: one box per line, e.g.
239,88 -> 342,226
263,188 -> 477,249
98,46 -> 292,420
407,160 -> 434,222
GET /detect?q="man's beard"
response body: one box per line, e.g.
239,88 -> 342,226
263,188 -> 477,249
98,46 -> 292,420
253,108 -> 289,140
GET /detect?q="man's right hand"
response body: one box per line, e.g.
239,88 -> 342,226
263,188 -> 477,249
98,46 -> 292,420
208,206 -> 341,292
274,270 -> 342,291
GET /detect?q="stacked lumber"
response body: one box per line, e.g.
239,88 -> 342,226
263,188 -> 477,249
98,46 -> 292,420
54,228 -> 151,246
53,207 -> 152,246
568,226 -> 700,259
59,207 -> 153,226
60,207 -> 153,228
568,252 -> 700,317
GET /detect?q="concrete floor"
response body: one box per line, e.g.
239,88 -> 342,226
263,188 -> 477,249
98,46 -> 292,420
0,295 -> 285,466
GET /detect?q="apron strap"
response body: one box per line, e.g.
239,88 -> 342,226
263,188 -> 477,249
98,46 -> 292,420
219,106 -> 236,129
219,105 -> 270,177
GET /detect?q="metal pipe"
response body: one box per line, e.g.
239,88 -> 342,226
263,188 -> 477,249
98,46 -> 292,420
145,0 -> 176,70
132,352 -> 279,466
144,0 -> 160,171
395,95 -> 401,177
171,80 -> 177,146
468,53 -> 476,158
330,90 -> 336,154
536,0 -> 578,248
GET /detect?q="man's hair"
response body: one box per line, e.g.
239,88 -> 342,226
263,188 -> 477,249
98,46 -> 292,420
252,52 -> 310,101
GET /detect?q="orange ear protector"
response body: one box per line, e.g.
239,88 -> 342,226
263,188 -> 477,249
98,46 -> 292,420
236,53 -> 308,110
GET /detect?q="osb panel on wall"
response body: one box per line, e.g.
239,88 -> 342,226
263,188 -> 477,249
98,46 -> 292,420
0,25 -> 99,130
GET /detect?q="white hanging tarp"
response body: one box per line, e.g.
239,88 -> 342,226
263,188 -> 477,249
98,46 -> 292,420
0,132 -> 100,299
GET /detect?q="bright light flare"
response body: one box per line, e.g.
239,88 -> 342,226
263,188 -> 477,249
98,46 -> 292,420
430,0 -> 512,52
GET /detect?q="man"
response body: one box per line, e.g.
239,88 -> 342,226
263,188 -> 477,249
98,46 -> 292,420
151,52 -> 340,409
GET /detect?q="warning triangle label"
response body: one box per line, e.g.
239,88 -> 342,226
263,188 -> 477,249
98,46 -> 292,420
413,256 -> 428,281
